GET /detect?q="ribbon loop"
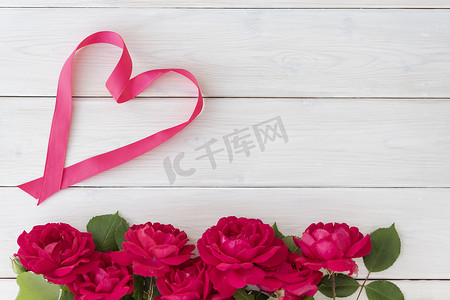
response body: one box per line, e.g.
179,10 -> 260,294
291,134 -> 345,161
18,31 -> 204,205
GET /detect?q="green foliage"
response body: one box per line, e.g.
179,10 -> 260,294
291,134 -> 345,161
267,289 -> 287,300
282,235 -> 301,255
272,223 -> 301,255
86,211 -> 129,252
129,275 -> 161,300
303,297 -> 314,300
145,277 -> 160,299
115,218 -> 129,250
234,288 -> 255,300
132,275 -> 145,300
11,257 -> 26,275
318,273 -> 360,298
365,281 -> 404,300
16,272 -> 60,300
272,223 -> 284,239
59,286 -> 75,300
254,292 -> 270,300
363,224 -> 401,272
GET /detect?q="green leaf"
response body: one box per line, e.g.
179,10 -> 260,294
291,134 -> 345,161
151,283 -> 162,299
16,272 -> 60,300
132,275 -> 145,300
319,273 -> 360,298
365,281 -> 404,300
282,235 -> 296,252
143,276 -> 160,299
59,286 -> 75,300
115,218 -> 129,250
363,224 -> 401,272
272,223 -> 284,239
86,211 -> 129,252
11,257 -> 27,275
282,236 -> 301,255
272,224 -> 301,255
234,288 -> 255,300
303,297 -> 314,300
252,291 -> 270,300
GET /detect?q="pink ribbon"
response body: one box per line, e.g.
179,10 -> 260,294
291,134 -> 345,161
18,31 -> 203,205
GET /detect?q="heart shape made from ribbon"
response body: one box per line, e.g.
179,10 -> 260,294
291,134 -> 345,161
18,31 -> 204,205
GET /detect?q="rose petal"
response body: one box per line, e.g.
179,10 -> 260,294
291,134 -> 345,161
345,234 -> 372,258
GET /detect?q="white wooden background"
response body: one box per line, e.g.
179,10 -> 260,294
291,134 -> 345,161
1,1 -> 450,299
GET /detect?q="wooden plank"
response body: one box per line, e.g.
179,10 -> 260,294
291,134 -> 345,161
0,278 -> 447,300
319,281 -> 449,300
2,98 -> 450,187
2,0 -> 450,8
0,280 -> 19,299
1,187 -> 449,279
1,9 -> 450,98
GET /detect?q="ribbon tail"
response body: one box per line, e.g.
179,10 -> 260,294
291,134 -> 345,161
19,177 -> 59,205
18,177 -> 44,200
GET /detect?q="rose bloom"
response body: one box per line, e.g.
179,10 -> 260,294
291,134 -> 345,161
67,252 -> 133,300
156,257 -> 225,300
15,223 -> 98,284
294,222 -> 372,275
197,217 -> 288,297
258,252 -> 322,300
112,222 -> 195,277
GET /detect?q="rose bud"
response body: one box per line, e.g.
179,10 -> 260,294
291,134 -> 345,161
294,222 -> 372,275
197,216 -> 288,297
15,223 -> 98,284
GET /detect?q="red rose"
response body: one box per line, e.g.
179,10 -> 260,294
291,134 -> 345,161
294,222 -> 372,275
67,252 -> 133,300
197,217 -> 288,297
258,253 -> 322,299
112,222 -> 195,277
15,223 -> 98,284
156,257 -> 224,300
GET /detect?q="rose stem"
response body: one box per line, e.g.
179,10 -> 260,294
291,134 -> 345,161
148,277 -> 155,299
356,271 -> 371,300
332,272 -> 336,300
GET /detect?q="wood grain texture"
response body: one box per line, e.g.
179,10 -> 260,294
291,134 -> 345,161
1,187 -> 449,279
0,280 -> 24,300
2,98 -> 450,187
2,2 -> 450,297
2,0 -> 450,8
1,9 -> 450,98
